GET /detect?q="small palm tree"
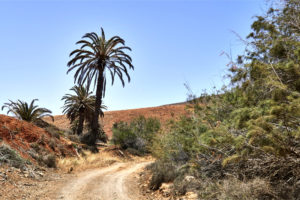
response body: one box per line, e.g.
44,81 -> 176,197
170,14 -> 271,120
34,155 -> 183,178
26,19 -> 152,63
67,27 -> 134,144
2,99 -> 54,122
62,85 -> 106,135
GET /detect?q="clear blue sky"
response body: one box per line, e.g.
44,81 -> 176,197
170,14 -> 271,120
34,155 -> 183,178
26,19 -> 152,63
0,0 -> 266,115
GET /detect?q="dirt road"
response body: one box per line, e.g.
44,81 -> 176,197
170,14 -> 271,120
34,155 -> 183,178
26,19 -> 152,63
57,161 -> 150,200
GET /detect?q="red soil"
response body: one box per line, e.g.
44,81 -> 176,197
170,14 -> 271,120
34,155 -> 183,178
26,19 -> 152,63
0,115 -> 76,162
45,104 -> 189,138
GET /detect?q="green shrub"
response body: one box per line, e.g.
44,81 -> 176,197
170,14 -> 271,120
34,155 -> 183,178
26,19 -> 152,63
147,1 -> 300,198
111,121 -> 137,149
111,116 -> 160,155
0,143 -> 27,168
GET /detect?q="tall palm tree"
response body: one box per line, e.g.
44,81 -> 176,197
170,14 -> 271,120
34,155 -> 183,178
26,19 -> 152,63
62,85 -> 106,135
2,99 -> 54,122
67,28 -> 134,144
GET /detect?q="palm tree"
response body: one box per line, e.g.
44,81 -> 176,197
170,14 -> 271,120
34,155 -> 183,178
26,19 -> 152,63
2,99 -> 54,122
62,85 -> 106,135
67,27 -> 134,144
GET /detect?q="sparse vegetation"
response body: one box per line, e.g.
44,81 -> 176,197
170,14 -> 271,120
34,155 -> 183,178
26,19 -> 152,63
31,144 -> 58,168
67,133 -> 81,143
41,154 -> 57,168
45,126 -> 61,139
49,138 -> 56,150
33,118 -> 62,139
30,142 -> 41,153
0,143 -> 28,168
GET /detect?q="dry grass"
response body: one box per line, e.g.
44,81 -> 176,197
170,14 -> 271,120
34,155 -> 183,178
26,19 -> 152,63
57,146 -> 153,173
57,149 -> 122,172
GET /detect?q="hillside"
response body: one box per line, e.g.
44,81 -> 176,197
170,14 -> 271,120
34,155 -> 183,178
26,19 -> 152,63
0,114 -> 76,165
44,104 -> 188,138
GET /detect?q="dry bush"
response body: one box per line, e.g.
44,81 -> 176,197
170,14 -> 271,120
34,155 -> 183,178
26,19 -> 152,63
222,155 -> 300,199
30,142 -> 40,152
66,134 -> 80,143
38,135 -> 46,145
214,178 -> 275,200
36,153 -> 57,168
49,138 -> 56,150
0,143 -> 28,168
148,161 -> 178,190
57,144 -> 66,157
34,119 -> 62,139
45,126 -> 61,139
173,175 -> 201,196
29,142 -> 57,168
196,178 -> 276,200
42,154 -> 56,168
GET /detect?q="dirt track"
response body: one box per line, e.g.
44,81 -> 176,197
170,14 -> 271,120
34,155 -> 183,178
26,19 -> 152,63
57,162 -> 150,200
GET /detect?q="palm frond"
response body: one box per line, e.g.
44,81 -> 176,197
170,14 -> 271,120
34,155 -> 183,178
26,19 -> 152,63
62,84 -> 106,124
2,99 -> 53,122
67,27 -> 134,98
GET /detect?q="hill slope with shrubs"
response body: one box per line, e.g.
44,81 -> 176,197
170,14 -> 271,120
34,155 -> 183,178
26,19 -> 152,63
45,104 -> 187,138
144,1 -> 300,199
0,114 -> 76,168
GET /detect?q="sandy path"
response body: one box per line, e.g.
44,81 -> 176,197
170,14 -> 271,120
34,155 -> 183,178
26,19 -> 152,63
57,162 -> 150,200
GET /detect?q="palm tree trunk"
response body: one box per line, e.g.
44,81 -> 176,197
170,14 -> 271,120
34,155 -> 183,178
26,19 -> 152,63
77,109 -> 85,135
90,71 -> 104,144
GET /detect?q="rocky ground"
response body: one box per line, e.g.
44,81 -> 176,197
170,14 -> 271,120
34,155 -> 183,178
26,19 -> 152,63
0,164 -> 63,200
138,166 -> 198,200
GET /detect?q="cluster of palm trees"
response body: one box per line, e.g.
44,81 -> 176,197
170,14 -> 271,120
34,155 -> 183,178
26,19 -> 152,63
2,27 -> 134,145
67,28 -> 134,144
61,85 -> 106,136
